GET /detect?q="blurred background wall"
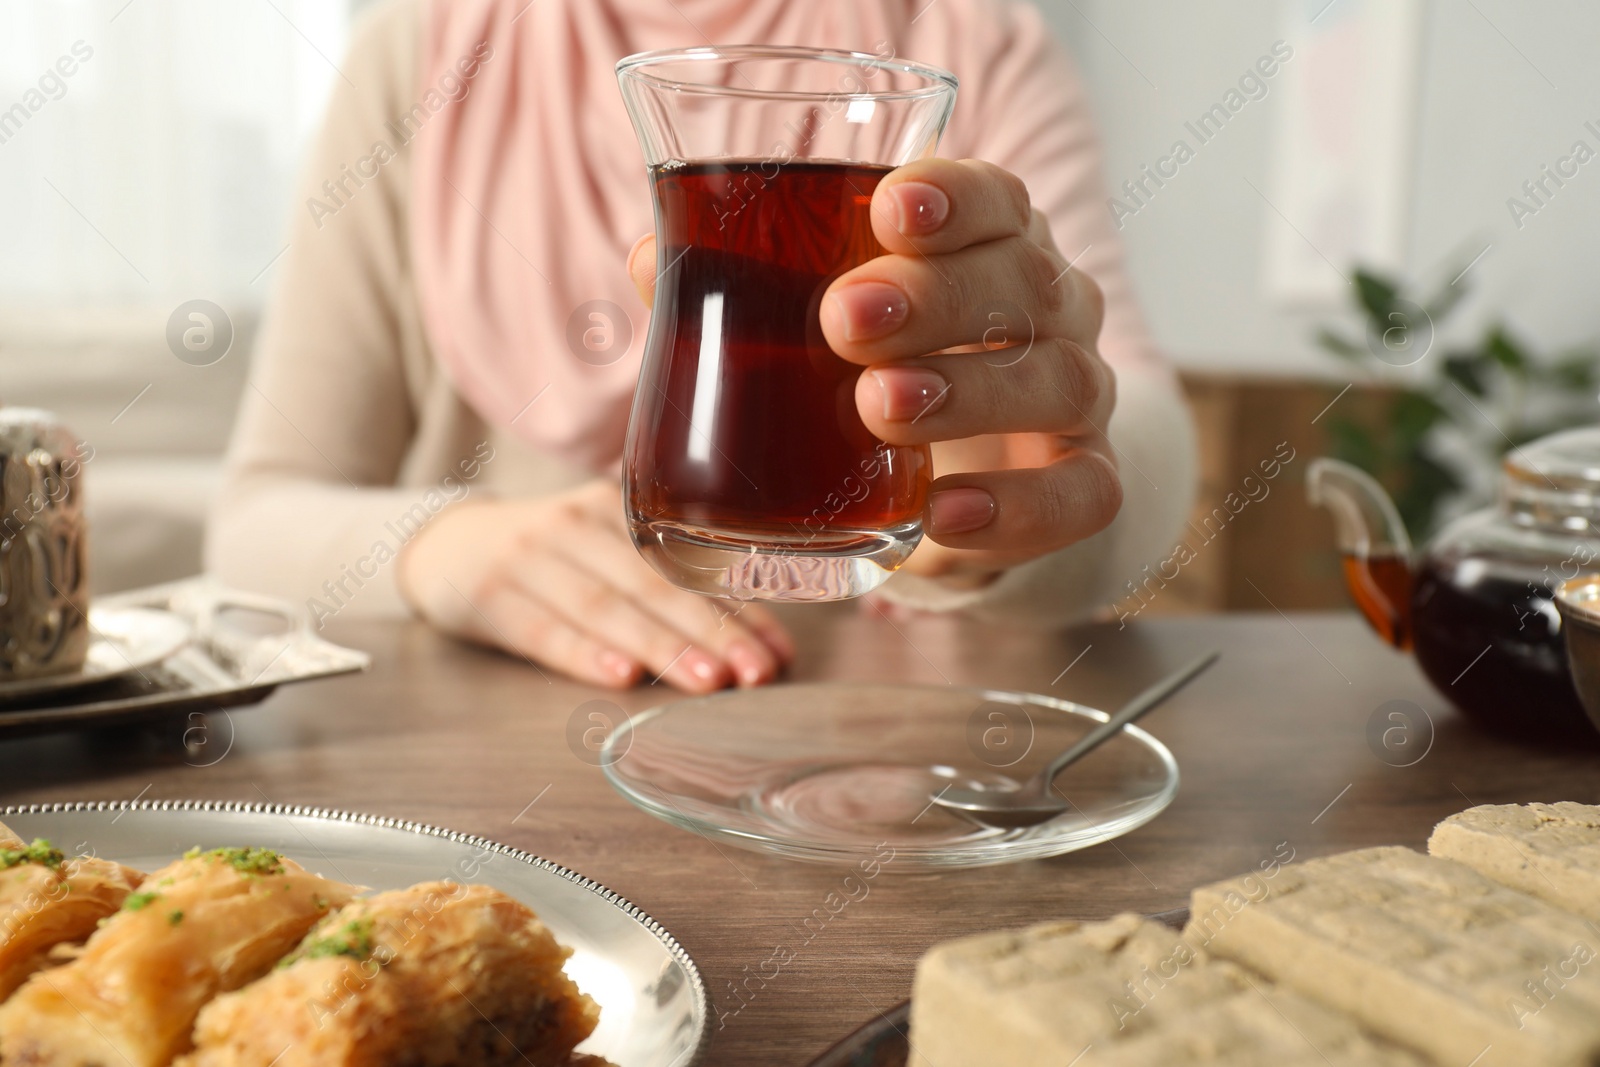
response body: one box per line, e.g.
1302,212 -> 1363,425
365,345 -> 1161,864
1045,0 -> 1600,376
2,0 -> 1596,616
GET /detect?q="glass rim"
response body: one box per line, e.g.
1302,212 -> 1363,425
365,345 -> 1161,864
615,44 -> 959,103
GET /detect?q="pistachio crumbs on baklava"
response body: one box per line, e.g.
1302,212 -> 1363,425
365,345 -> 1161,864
175,881 -> 600,1067
0,819 -> 143,1001
0,844 -> 356,1067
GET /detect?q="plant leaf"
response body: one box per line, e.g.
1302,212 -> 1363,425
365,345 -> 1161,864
1354,268 -> 1401,325
1396,450 -> 1462,541
1540,351 -> 1600,392
1392,390 -> 1446,440
1441,354 -> 1488,397
1324,417 -> 1381,474
1485,325 -> 1530,376
1315,327 -> 1367,361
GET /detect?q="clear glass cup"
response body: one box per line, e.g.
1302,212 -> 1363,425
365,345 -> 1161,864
616,46 -> 958,601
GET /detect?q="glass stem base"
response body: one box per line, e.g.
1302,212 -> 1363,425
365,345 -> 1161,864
629,518 -> 921,602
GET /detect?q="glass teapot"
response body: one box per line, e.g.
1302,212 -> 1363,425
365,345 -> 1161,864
1308,427 -> 1600,741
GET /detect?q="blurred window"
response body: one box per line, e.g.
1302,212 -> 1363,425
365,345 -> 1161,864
0,0 -> 351,311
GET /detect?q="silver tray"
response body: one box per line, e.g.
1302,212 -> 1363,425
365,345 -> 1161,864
0,578 -> 369,737
0,607 -> 192,700
1,801 -> 709,1067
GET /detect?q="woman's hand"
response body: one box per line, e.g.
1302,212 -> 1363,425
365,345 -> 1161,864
397,480 -> 794,692
628,157 -> 1121,587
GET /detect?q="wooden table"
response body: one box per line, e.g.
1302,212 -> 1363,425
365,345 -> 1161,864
3,607 -> 1597,1064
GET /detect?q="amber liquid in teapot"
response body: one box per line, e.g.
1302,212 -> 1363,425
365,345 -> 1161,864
1343,548 -> 1592,740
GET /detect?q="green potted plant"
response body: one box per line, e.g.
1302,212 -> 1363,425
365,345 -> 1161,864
1316,268 -> 1600,539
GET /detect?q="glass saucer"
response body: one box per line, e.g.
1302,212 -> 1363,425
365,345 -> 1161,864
600,682 -> 1179,870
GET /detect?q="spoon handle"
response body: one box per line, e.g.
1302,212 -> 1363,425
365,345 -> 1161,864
1042,650 -> 1220,784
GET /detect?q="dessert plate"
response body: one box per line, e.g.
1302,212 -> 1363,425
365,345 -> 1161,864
601,682 -> 1180,870
0,607 -> 190,701
1,801 -> 709,1067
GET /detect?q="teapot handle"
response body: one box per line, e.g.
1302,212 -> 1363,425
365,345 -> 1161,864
1307,458 -> 1414,649
1306,458 -> 1412,559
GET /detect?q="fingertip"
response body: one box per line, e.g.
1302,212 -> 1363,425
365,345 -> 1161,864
598,648 -> 642,688
726,640 -> 777,687
929,486 -> 998,538
855,370 -> 887,427
627,233 -> 657,309
879,179 -> 950,239
674,647 -> 733,693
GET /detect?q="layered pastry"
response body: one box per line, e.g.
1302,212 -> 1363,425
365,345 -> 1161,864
177,881 -> 600,1067
0,846 -> 356,1066
0,820 -> 143,999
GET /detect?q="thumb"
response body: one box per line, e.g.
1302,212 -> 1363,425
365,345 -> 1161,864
627,233 -> 657,310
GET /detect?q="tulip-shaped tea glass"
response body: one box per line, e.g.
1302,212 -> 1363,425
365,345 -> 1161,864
617,46 -> 958,601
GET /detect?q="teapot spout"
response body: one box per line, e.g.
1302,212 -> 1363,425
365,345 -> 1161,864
1306,458 -> 1415,650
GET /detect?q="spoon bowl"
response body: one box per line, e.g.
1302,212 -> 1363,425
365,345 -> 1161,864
930,651 -> 1219,829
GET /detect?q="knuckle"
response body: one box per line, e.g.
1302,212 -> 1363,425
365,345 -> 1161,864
648,580 -> 713,618
1101,358 -> 1119,414
1049,338 -> 1104,418
1075,271 -> 1106,331
970,159 -> 1032,230
1088,454 -> 1126,515
677,610 -> 731,649
1083,454 -> 1124,522
945,264 -> 990,331
1016,240 -> 1064,317
1001,171 -> 1032,231
1027,474 -> 1075,540
570,581 -> 617,621
1028,456 -> 1123,544
540,501 -> 587,534
470,561 -> 517,608
513,613 -> 556,654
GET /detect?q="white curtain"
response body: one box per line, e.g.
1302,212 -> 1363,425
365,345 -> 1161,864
0,0 -> 349,311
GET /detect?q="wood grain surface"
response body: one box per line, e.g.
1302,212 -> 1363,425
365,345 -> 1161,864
2,605 -> 1596,1065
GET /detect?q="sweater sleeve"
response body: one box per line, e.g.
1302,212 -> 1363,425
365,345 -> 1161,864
877,0 -> 1197,625
203,0 -> 434,621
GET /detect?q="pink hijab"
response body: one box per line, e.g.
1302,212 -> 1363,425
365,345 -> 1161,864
412,0 -> 1151,472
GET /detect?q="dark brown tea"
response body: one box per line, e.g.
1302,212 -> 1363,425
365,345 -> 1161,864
625,160 -> 930,548
1410,553 -> 1594,741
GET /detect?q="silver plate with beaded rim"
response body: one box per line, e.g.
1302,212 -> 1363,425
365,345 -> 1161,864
0,800 -> 709,1067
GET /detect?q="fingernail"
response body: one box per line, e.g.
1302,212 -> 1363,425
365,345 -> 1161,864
829,282 -> 909,342
681,648 -> 725,686
871,366 -> 948,422
929,488 -> 996,535
599,649 -> 636,682
726,641 -> 769,687
889,181 -> 949,236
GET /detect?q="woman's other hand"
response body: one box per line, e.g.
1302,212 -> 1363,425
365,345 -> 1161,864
397,480 -> 794,691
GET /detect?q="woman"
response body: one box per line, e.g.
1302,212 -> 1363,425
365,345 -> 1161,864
204,0 -> 1196,693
